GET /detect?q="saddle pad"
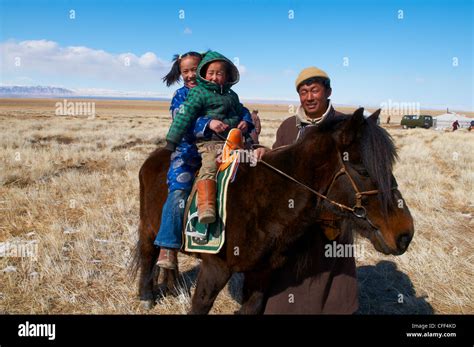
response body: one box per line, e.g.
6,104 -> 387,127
183,152 -> 240,254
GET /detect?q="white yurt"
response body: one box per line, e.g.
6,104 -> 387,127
433,113 -> 473,130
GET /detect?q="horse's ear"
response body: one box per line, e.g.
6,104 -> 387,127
337,108 -> 365,146
353,107 -> 365,121
369,109 -> 381,123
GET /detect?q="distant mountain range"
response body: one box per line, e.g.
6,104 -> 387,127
0,85 -> 75,97
0,85 -> 172,100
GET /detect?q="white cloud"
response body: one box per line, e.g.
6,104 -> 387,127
184,27 -> 192,34
138,52 -> 161,68
0,39 -> 171,85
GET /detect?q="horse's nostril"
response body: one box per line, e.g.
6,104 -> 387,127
397,233 -> 412,251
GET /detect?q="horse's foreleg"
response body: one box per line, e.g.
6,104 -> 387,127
189,257 -> 231,314
236,271 -> 271,314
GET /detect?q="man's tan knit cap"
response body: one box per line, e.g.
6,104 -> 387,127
295,67 -> 329,91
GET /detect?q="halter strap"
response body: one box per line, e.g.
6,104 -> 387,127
212,131 -> 390,226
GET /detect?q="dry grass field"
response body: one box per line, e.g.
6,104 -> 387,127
0,98 -> 472,314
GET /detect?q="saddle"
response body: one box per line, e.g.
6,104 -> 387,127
182,129 -> 244,253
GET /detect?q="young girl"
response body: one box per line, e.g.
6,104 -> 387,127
154,51 -> 203,269
154,51 -> 254,269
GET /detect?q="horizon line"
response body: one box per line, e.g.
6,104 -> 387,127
1,95 -> 472,114
1,85 -> 472,112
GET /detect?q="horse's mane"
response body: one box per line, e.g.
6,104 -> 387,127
360,117 -> 398,212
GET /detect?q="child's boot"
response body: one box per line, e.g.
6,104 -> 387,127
197,179 -> 216,224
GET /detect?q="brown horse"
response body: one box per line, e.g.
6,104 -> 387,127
132,108 -> 414,313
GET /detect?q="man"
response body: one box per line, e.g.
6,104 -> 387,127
254,67 -> 358,314
452,120 -> 459,131
250,110 -> 261,144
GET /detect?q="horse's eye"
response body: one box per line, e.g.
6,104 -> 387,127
356,168 -> 370,177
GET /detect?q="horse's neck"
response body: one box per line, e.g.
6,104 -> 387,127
268,136 -> 337,191
258,138 -> 340,249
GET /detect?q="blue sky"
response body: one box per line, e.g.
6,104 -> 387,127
1,0 -> 472,110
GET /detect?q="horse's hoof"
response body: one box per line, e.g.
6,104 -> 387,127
140,300 -> 154,310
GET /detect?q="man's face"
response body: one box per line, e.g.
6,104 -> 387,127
205,61 -> 228,86
298,82 -> 332,118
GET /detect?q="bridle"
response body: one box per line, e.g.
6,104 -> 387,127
213,131 -> 393,228
259,152 -> 373,211
258,151 -> 394,230
324,153 -> 379,218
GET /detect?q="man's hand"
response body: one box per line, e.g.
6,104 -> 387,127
209,120 -> 229,133
253,147 -> 269,161
237,120 -> 248,134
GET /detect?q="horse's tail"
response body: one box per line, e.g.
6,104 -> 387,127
129,233 -> 141,281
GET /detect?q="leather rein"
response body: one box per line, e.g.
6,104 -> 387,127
258,153 -> 380,226
214,131 -> 392,228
